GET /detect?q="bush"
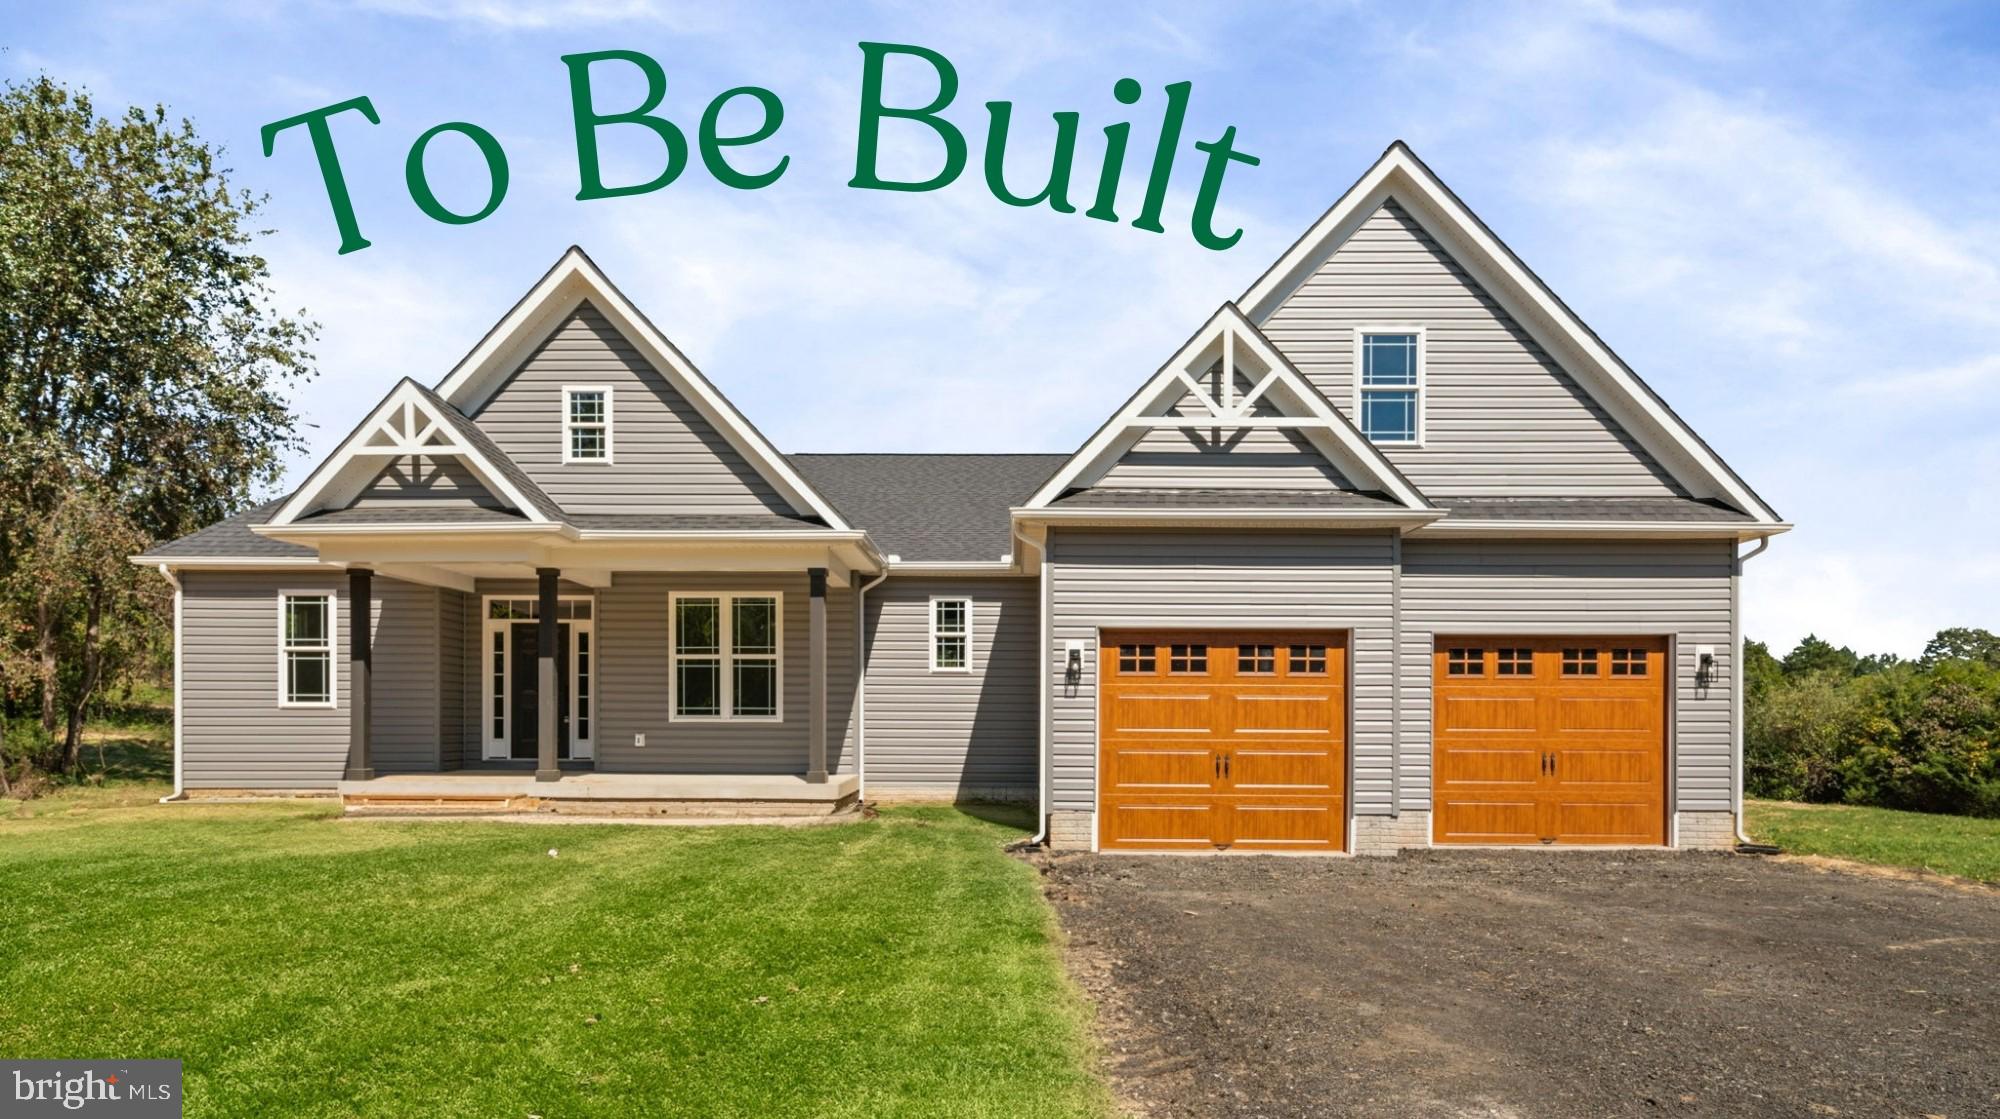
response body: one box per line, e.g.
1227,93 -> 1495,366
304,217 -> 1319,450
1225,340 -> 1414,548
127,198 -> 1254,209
1747,634 -> 2000,818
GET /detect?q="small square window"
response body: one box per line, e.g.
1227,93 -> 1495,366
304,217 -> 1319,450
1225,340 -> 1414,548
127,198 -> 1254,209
1289,644 -> 1328,675
1118,644 -> 1154,674
1237,644 -> 1275,674
1496,648 -> 1533,676
1611,648 -> 1649,676
1562,648 -> 1600,676
1169,644 -> 1208,674
1446,648 -> 1484,676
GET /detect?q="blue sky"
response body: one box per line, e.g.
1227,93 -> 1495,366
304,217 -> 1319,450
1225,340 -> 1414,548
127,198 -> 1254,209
6,0 -> 1997,656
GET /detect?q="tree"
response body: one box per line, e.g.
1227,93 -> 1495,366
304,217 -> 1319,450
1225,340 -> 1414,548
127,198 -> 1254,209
0,75 -> 314,777
1781,634 -> 1859,677
1920,627 -> 2000,669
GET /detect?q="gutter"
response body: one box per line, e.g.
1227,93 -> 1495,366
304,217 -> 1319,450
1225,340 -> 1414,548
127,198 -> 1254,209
157,564 -> 186,803
1733,537 -> 1772,845
854,567 -> 890,807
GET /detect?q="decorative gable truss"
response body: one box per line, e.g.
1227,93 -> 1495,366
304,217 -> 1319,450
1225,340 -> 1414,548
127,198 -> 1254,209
1022,303 -> 1435,513
267,379 -> 558,527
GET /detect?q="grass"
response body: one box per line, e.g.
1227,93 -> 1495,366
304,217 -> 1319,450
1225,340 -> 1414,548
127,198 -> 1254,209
1747,798 -> 2000,883
0,787 -> 1108,1117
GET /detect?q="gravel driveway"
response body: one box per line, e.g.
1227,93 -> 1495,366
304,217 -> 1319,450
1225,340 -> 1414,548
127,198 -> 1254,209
1038,850 -> 1998,1118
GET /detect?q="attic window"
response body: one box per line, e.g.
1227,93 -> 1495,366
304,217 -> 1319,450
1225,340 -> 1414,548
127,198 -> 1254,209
1356,330 -> 1423,444
563,386 -> 612,463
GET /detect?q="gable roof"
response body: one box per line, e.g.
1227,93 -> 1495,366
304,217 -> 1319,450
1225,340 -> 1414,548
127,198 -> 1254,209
1238,141 -> 1780,523
269,378 -> 562,528
432,247 -> 850,530
1021,302 -> 1434,512
790,453 -> 1067,563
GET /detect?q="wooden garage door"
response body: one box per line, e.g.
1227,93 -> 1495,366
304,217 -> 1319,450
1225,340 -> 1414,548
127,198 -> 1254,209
1432,638 -> 1667,846
1098,631 -> 1346,852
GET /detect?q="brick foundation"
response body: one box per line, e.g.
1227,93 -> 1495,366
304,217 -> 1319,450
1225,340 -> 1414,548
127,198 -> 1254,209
1048,810 -> 1094,851
1353,811 -> 1431,856
1675,811 -> 1738,849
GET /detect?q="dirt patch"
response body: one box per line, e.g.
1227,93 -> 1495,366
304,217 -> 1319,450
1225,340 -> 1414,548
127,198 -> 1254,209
1036,849 -> 2000,1118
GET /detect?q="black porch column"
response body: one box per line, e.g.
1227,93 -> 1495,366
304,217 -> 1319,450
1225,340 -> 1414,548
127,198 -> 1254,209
345,568 -> 374,781
807,567 -> 828,783
535,567 -> 561,782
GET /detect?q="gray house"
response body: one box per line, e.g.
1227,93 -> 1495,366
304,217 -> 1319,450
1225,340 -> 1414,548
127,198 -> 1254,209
136,143 -> 1787,853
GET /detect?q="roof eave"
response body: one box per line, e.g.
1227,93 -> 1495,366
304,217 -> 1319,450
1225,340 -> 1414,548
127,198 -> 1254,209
1411,520 -> 1792,541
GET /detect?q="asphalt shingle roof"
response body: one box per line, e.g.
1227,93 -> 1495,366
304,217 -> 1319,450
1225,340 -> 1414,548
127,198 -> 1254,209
143,500 -> 310,558
789,453 -> 1068,563
1436,497 -> 1751,522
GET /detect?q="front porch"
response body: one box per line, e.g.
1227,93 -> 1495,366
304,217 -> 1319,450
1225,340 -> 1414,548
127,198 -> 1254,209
338,770 -> 861,816
253,518 -> 879,811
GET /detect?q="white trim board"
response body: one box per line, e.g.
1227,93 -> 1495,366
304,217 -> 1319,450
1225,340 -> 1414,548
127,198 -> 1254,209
432,247 -> 851,530
1236,141 -> 1780,523
1022,302 -> 1433,511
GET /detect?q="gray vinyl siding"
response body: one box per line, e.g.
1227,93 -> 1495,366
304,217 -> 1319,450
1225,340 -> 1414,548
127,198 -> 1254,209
370,577 -> 442,774
1398,539 -> 1735,812
591,573 -> 857,776
1260,199 -> 1683,497
469,302 -> 797,516
180,571 -> 350,788
1047,529 -> 1397,816
862,576 -> 1037,798
438,588 -> 467,768
180,571 -> 447,787
353,455 -> 500,508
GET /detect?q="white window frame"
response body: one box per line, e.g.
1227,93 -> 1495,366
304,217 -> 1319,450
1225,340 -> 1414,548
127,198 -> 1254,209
1351,325 -> 1426,446
668,591 -> 784,723
276,590 -> 337,709
561,384 -> 614,464
929,596 -> 973,673
479,595 -> 596,761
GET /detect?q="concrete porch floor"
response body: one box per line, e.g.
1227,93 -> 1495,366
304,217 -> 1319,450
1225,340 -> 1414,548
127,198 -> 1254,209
338,771 -> 861,817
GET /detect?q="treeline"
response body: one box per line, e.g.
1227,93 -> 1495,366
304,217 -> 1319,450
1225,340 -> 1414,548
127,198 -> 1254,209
1746,628 -> 2000,817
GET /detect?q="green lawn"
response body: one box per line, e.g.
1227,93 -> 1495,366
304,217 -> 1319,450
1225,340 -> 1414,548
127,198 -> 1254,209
0,794 -> 1108,1118
1747,798 -> 2000,883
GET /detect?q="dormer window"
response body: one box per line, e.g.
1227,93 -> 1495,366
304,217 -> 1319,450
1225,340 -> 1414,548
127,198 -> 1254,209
1355,329 -> 1423,444
563,386 -> 612,463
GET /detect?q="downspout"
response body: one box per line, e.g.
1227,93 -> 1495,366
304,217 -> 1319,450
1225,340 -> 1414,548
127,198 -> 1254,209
1013,522 -> 1049,847
157,564 -> 185,803
854,567 -> 890,806
1732,537 -> 1771,844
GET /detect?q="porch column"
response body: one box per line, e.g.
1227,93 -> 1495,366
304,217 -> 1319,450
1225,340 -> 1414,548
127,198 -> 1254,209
344,568 -> 373,781
535,567 -> 561,782
807,567 -> 828,783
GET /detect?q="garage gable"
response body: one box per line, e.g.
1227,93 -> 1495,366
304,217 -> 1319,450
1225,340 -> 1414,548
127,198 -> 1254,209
1238,142 -> 1780,522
